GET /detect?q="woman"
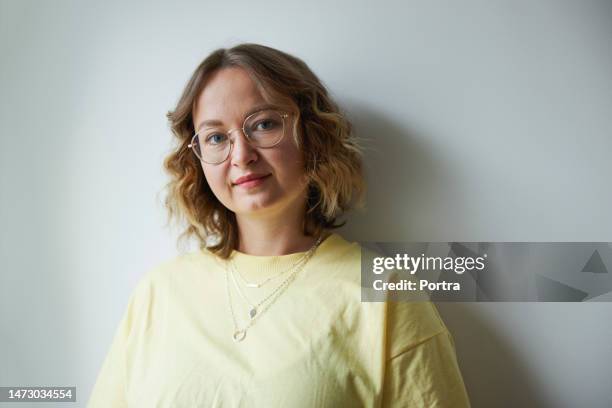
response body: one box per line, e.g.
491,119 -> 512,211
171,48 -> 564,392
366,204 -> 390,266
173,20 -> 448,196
88,43 -> 471,407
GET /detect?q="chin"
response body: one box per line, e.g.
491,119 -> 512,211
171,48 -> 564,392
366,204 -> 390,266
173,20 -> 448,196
236,197 -> 284,215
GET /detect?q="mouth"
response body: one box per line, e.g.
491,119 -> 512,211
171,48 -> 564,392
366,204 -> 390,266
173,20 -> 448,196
233,174 -> 271,188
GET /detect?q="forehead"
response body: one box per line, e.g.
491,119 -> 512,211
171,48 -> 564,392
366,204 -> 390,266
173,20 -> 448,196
193,67 -> 267,126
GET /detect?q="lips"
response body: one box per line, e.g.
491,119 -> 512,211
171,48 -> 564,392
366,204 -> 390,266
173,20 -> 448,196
232,173 -> 270,186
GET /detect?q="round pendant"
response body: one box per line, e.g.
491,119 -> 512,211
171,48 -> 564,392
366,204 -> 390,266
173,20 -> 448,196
233,329 -> 246,342
249,307 -> 257,319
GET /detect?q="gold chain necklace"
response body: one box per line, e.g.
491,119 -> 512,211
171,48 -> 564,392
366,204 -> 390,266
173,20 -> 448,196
225,236 -> 323,342
232,249 -> 314,288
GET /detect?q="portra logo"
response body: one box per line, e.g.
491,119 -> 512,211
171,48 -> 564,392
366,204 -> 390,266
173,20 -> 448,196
372,253 -> 488,275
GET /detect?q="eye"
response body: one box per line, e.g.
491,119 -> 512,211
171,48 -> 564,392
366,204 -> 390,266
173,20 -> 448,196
205,133 -> 227,145
254,119 -> 279,131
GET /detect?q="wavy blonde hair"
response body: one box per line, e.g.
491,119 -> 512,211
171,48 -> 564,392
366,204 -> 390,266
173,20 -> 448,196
162,43 -> 367,259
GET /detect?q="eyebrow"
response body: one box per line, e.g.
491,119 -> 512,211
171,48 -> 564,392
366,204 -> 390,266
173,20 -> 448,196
196,103 -> 281,132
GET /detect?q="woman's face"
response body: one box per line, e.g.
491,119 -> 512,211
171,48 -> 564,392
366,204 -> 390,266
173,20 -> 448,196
192,67 -> 309,219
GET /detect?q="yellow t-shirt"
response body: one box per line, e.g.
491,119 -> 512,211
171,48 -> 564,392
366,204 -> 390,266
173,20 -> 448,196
88,233 -> 471,407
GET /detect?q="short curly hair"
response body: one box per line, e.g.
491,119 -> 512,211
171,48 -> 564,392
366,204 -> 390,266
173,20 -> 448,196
162,43 -> 367,259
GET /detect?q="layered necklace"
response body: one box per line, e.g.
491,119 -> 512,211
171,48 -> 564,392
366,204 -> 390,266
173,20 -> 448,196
225,235 -> 324,342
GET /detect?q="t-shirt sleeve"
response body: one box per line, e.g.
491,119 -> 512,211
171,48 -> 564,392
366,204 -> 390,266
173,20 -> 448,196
381,301 -> 471,407
87,276 -> 151,408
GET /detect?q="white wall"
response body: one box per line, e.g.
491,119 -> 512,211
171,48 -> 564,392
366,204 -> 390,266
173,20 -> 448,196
1,0 -> 610,407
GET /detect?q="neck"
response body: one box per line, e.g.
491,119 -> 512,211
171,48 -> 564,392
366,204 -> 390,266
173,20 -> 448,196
234,211 -> 328,256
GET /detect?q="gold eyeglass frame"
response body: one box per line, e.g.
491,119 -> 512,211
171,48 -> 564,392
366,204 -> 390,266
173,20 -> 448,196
188,109 -> 290,165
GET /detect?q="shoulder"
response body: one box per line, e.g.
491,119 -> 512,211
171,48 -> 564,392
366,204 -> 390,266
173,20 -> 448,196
317,235 -> 448,345
129,250 -> 216,301
305,233 -> 362,289
142,248 -> 222,281
383,300 -> 449,358
135,253 -> 189,287
121,251 -> 218,331
330,238 -> 449,357
316,232 -> 364,271
320,232 -> 361,257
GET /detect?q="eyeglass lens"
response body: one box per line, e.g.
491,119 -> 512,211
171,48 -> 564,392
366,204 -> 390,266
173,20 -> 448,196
191,109 -> 285,164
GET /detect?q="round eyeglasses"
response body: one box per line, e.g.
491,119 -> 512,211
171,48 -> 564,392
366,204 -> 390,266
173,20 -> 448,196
188,109 -> 290,164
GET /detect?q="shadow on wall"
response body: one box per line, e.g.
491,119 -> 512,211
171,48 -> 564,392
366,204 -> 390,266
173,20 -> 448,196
436,303 -> 549,408
334,102 -> 549,407
336,99 -> 475,242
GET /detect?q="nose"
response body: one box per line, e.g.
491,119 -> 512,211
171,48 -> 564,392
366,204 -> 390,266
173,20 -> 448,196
229,128 -> 258,167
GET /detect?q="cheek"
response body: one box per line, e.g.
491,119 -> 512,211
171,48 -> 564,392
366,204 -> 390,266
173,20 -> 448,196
274,138 -> 305,168
287,145 -> 307,175
269,149 -> 307,186
202,165 -> 229,196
